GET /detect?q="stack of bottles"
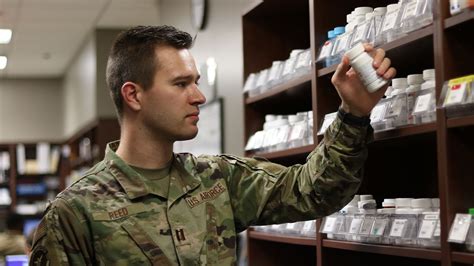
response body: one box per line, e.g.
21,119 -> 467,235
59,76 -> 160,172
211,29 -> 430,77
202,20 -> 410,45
252,220 -> 317,238
316,0 -> 434,68
321,195 -> 441,249
448,208 -> 474,252
440,74 -> 474,117
243,48 -> 312,97
245,111 -> 314,153
368,69 -> 436,132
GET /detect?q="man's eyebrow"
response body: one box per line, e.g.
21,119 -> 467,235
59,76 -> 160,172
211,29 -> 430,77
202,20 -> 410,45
170,74 -> 200,82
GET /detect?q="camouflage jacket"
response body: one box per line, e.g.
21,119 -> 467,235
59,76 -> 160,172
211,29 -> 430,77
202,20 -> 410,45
30,116 -> 371,266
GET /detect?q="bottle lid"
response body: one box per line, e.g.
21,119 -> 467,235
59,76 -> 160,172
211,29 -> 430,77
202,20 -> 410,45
347,14 -> 354,23
328,30 -> 336,39
407,74 -> 424,85
354,7 -> 374,15
290,49 -> 303,58
345,42 -> 365,60
265,115 -> 276,122
469,208 -> 474,215
432,198 -> 440,208
358,199 -> 377,210
374,7 -> 387,15
392,78 -> 408,88
411,198 -> 432,209
360,194 -> 373,201
382,198 -> 396,207
423,69 -> 436,80
366,12 -> 374,20
387,3 -> 399,12
288,115 -> 298,124
307,111 -> 313,119
395,198 -> 413,208
333,27 -> 346,35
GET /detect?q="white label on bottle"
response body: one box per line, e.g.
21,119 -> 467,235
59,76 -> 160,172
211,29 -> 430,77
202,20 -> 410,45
318,116 -> 336,135
370,102 -> 387,122
413,93 -> 432,114
448,214 -> 472,243
275,126 -> 290,144
390,219 -> 407,237
318,42 -> 333,60
445,82 -> 467,105
303,221 -> 314,232
381,10 -> 399,32
335,34 -> 350,54
286,223 -> 296,230
371,219 -> 388,236
282,57 -> 297,76
387,97 -> 405,117
323,217 -> 337,233
268,65 -> 281,82
352,23 -> 368,44
434,221 -> 441,237
359,217 -> 375,235
403,1 -> 419,20
289,123 -> 305,141
418,220 -> 437,239
349,218 -> 363,234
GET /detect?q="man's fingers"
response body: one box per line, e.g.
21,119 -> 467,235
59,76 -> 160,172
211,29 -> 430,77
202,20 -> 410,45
383,67 -> 397,80
372,48 -> 386,68
332,55 -> 351,82
376,57 -> 392,76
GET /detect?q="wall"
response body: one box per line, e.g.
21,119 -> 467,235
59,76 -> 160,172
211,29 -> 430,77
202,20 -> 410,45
62,34 -> 97,138
160,0 -> 251,155
0,78 -> 63,142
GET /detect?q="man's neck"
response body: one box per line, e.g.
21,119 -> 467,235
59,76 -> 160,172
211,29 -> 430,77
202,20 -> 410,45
116,123 -> 173,169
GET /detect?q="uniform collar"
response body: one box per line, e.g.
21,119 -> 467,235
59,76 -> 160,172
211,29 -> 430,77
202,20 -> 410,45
104,141 -> 201,202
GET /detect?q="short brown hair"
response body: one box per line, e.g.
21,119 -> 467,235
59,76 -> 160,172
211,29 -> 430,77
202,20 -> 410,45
106,25 -> 193,118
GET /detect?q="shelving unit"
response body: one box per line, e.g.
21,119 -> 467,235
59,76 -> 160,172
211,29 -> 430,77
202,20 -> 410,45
242,0 -> 474,266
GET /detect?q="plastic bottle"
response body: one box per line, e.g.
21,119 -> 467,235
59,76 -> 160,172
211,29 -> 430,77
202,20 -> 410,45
406,74 -> 424,124
345,42 -> 388,92
465,208 -> 474,251
415,69 -> 436,123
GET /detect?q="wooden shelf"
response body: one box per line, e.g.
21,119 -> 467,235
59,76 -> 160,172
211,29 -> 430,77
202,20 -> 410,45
246,144 -> 315,160
249,229 -> 317,246
447,114 -> 474,128
445,9 -> 474,29
245,74 -> 312,105
373,123 -> 437,141
452,251 -> 474,263
322,239 -> 441,261
317,26 -> 434,77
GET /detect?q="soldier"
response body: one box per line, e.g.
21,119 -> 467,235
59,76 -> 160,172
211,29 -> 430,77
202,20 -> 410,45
30,25 -> 395,265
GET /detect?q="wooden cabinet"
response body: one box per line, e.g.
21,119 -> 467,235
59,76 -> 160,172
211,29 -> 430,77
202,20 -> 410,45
242,0 -> 474,265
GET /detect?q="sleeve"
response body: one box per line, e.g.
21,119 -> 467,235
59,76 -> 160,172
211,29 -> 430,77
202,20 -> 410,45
29,198 -> 95,266
218,115 -> 373,232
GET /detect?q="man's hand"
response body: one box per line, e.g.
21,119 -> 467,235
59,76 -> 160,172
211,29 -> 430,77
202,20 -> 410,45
331,43 -> 397,117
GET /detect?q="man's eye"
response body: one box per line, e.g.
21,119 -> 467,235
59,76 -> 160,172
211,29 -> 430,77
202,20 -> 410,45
176,82 -> 187,87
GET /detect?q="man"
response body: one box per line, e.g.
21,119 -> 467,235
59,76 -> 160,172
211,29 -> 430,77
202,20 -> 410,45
30,25 -> 395,265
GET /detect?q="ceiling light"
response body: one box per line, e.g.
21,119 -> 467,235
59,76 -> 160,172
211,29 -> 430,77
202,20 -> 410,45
0,56 -> 7,69
0,29 -> 12,44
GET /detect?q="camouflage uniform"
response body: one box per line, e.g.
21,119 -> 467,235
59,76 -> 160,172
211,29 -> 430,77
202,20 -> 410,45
30,116 -> 371,265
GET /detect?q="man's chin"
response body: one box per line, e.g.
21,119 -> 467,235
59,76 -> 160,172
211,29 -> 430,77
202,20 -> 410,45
174,129 -> 198,141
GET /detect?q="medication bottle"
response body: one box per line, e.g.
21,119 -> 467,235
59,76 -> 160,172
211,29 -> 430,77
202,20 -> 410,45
406,74 -> 424,124
345,42 -> 388,93
465,208 -> 474,252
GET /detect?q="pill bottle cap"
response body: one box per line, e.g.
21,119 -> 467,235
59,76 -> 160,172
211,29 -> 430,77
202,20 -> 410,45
334,27 -> 346,35
387,4 -> 399,12
347,14 -> 354,23
366,12 -> 374,20
382,198 -> 396,207
374,7 -> 387,15
345,42 -> 365,61
395,198 -> 413,208
431,198 -> 440,208
290,49 -> 303,58
328,30 -> 336,39
265,115 -> 276,122
360,194 -> 373,201
407,74 -> 424,85
423,69 -> 436,80
354,7 -> 374,15
392,78 -> 408,88
411,198 -> 432,209
358,199 -> 377,209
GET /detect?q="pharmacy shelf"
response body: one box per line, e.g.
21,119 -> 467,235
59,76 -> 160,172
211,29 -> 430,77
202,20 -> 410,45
444,9 -> 474,29
245,74 -> 312,105
373,123 -> 437,141
446,114 -> 474,128
246,144 -> 315,160
452,251 -> 474,264
248,229 -> 317,246
317,25 -> 434,78
322,239 -> 441,261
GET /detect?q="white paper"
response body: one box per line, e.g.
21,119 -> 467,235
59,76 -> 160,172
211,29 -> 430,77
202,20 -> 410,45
413,93 -> 432,114
335,34 -> 350,54
349,218 -> 363,234
418,220 -> 437,239
371,219 -> 388,236
352,23 -> 368,44
381,10 -> 400,32
286,223 -> 296,230
390,219 -> 407,237
289,123 -> 305,141
403,1 -> 419,20
370,103 -> 387,122
302,221 -> 314,232
445,82 -> 467,105
323,217 -> 337,233
359,218 -> 375,235
448,214 -> 471,243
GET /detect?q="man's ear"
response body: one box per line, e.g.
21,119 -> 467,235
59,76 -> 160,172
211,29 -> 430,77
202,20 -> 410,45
121,82 -> 142,112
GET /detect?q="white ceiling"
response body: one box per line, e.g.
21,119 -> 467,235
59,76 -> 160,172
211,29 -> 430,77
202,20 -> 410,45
0,0 -> 161,78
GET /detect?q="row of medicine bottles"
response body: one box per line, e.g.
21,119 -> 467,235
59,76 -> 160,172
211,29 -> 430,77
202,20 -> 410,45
245,111 -> 314,153
317,1 -> 434,68
252,220 -> 317,238
321,195 -> 441,249
243,49 -> 312,98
